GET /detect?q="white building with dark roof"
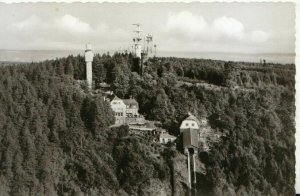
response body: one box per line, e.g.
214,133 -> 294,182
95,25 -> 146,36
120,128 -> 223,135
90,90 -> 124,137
110,95 -> 145,125
180,112 -> 213,152
159,132 -> 176,144
180,112 -> 200,132
110,96 -> 126,124
123,98 -> 139,117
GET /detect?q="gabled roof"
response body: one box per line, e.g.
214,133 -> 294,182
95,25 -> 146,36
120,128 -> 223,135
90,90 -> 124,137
185,113 -> 198,122
99,82 -> 110,88
112,95 -> 122,101
160,133 -> 177,139
111,96 -> 139,107
183,113 -> 200,125
123,99 -> 138,106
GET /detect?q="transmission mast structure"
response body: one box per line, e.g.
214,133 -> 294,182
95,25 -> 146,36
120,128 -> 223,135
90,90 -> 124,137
132,23 -> 142,59
153,44 -> 157,57
145,34 -> 153,55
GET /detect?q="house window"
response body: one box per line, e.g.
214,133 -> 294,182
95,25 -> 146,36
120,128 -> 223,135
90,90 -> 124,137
192,123 -> 194,126
186,123 -> 189,126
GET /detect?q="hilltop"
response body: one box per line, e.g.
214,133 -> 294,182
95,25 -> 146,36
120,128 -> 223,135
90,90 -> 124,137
0,53 -> 295,195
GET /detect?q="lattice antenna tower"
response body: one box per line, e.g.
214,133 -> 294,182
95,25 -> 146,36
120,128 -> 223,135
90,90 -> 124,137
145,34 -> 153,55
132,23 -> 142,58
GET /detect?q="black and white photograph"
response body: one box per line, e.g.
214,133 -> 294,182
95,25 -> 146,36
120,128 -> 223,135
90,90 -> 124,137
0,1 -> 298,195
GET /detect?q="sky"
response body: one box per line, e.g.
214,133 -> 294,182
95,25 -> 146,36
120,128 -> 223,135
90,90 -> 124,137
0,2 -> 295,55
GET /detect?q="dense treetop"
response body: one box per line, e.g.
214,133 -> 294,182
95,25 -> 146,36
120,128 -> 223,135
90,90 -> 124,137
0,52 -> 295,195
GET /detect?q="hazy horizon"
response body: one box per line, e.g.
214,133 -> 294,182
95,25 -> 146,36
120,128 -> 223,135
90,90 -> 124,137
0,49 -> 295,64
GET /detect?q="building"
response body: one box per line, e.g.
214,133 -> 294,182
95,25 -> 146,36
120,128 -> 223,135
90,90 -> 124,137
182,128 -> 199,148
129,126 -> 156,136
126,115 -> 145,125
123,98 -> 139,117
110,95 -> 177,144
95,82 -> 113,98
180,112 -> 200,132
110,96 -> 126,124
110,95 -> 145,125
180,113 -> 212,149
180,113 -> 201,190
99,82 -> 111,91
159,131 -> 176,144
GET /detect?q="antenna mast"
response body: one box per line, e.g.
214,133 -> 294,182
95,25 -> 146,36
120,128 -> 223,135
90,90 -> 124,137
145,34 -> 153,55
132,23 -> 142,58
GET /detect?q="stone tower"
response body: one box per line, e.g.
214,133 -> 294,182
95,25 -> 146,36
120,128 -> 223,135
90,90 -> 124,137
84,43 -> 93,90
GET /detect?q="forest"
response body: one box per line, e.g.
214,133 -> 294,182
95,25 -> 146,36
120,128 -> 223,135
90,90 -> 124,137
0,52 -> 295,195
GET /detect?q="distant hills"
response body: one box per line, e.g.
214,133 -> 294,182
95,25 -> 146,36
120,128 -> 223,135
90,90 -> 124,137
0,49 -> 295,64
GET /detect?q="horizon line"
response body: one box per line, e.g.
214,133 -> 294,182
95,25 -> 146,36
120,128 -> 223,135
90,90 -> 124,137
0,49 -> 295,56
